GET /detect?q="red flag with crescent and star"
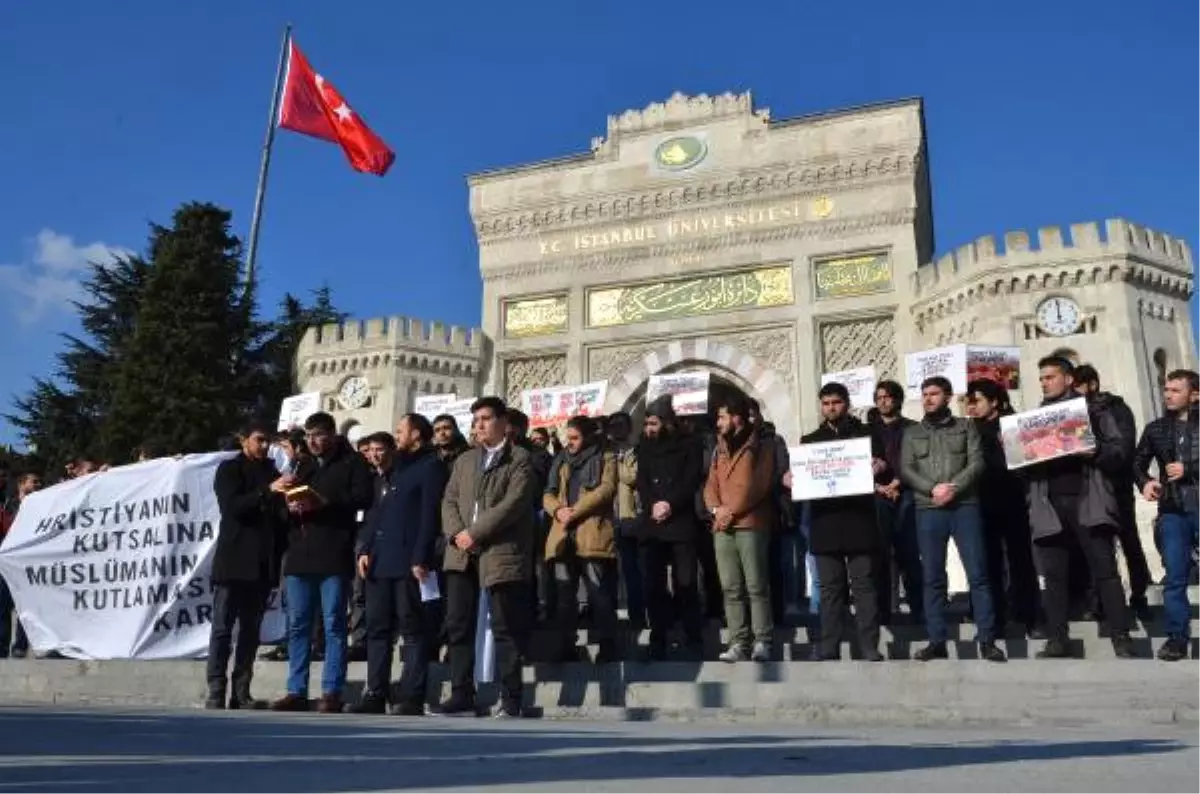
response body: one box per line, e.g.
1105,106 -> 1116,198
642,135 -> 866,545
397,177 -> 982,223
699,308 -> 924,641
277,39 -> 395,176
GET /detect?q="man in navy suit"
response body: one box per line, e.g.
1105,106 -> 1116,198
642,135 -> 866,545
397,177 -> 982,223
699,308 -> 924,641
350,413 -> 449,715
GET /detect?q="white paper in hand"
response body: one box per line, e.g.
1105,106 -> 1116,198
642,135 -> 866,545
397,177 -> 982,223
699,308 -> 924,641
419,574 -> 441,603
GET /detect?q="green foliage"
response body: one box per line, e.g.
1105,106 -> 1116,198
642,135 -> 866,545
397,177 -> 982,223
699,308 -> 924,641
6,201 -> 343,471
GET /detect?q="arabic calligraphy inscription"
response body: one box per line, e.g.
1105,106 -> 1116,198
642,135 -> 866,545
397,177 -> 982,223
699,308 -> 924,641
587,265 -> 793,328
503,296 -> 569,338
813,252 -> 892,299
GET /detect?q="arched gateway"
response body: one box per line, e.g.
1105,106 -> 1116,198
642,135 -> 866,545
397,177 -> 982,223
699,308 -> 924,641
603,339 -> 799,443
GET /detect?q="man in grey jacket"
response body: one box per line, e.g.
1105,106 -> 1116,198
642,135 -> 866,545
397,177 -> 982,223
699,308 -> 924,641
1026,356 -> 1135,659
900,376 -> 1006,663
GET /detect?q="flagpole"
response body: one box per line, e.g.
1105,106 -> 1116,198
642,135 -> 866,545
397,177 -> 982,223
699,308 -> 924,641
244,23 -> 292,302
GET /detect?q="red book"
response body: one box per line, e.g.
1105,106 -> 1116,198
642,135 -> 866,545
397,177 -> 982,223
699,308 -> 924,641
278,39 -> 395,176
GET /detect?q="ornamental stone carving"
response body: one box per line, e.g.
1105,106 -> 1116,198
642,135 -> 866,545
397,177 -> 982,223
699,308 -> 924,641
820,316 -> 897,378
587,343 -> 660,385
502,354 -> 567,406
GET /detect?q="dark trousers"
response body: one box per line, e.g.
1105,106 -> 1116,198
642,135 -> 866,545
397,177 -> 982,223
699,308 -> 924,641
348,574 -> 368,650
768,529 -> 786,624
814,552 -> 880,657
874,491 -> 924,621
1035,499 -> 1131,642
206,582 -> 270,697
1116,489 -> 1151,600
443,566 -> 530,706
534,516 -> 557,622
916,504 -> 996,644
364,574 -> 438,705
554,557 -> 619,653
0,577 -> 29,658
982,508 -> 1040,628
616,520 -> 646,626
696,522 -> 725,619
640,538 -> 702,646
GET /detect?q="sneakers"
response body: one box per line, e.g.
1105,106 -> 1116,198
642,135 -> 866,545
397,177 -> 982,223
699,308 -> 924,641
749,642 -> 771,663
1157,638 -> 1189,662
914,642 -> 948,662
1036,639 -> 1072,659
979,642 -> 1007,663
718,645 -> 748,663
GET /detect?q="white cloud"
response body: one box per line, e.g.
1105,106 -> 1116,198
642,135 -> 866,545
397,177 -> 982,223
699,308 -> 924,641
0,229 -> 131,325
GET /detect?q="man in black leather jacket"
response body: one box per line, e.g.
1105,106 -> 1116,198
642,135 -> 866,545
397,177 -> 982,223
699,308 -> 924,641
1133,368 -> 1199,661
1074,364 -> 1152,621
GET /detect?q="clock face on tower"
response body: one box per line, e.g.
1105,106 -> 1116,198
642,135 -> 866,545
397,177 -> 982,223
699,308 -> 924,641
338,375 -> 370,410
1035,296 -> 1082,337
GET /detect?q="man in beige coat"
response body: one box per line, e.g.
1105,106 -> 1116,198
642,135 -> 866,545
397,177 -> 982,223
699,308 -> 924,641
437,396 -> 537,718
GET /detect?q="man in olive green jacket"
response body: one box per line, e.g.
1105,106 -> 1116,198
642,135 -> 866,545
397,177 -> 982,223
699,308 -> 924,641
438,396 -> 536,718
900,376 -> 1005,664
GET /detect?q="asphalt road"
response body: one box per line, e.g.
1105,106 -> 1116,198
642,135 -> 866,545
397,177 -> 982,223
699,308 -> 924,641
0,705 -> 1194,792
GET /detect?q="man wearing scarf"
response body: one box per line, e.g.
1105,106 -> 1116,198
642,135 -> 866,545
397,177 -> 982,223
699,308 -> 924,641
795,382 -> 885,661
543,415 -> 620,663
705,393 -> 777,663
635,396 -> 705,660
900,376 -> 1006,663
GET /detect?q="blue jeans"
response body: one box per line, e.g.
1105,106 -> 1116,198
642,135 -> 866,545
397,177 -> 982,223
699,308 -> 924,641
285,574 -> 349,696
1159,510 -> 1200,639
916,504 -> 995,643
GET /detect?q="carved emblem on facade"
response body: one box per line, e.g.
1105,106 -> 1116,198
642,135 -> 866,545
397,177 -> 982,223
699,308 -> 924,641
502,354 -> 567,406
813,252 -> 893,299
587,265 -> 793,328
819,316 -> 898,377
502,296 -> 568,338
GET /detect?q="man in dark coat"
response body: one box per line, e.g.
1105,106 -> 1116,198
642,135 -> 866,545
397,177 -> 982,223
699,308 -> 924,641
793,383 -> 884,661
207,419 -> 290,710
351,415 -> 448,715
635,396 -> 705,659
271,412 -> 375,714
1025,357 -> 1135,659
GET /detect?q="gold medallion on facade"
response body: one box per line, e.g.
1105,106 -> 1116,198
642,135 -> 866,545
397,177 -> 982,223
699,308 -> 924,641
654,136 -> 708,171
811,196 -> 834,219
587,265 -> 794,327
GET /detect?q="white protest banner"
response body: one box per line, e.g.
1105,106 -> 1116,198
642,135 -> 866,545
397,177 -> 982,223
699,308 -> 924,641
966,345 -> 1021,391
445,397 -> 476,438
0,454 -> 285,660
521,381 -> 608,430
788,437 -> 874,501
1000,397 -> 1095,470
820,365 -> 877,410
278,392 -> 321,431
414,393 -> 457,420
904,345 -> 969,399
646,371 -> 710,415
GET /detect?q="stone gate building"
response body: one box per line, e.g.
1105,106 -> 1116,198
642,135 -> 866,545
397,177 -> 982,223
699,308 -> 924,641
297,91 -> 1195,449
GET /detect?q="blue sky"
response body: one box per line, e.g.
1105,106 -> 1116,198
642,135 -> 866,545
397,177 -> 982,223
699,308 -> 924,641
0,0 -> 1195,446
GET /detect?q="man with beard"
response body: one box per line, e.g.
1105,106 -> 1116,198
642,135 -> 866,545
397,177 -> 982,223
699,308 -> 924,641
352,414 -> 448,714
1073,364 -> 1152,622
437,397 -> 536,718
207,420 -> 291,709
544,415 -> 620,662
1133,369 -> 1199,662
1026,357 -> 1135,659
901,377 -> 1006,663
432,414 -> 470,467
635,396 -> 705,660
793,382 -> 885,661
965,379 -> 1041,638
868,380 -> 924,625
271,413 -> 376,713
705,393 -> 777,663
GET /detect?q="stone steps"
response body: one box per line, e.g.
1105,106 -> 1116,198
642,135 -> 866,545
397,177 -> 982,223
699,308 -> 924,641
1,656 -> 1194,728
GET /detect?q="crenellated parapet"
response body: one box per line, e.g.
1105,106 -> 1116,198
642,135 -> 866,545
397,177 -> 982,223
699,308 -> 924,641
909,218 -> 1194,325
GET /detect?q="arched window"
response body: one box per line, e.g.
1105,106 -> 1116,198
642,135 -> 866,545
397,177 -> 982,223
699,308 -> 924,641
1153,348 -> 1168,393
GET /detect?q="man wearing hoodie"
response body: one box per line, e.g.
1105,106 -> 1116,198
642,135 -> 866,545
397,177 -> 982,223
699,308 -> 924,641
900,376 -> 1006,663
1073,364 -> 1152,621
1026,357 -> 1136,659
635,396 -> 705,659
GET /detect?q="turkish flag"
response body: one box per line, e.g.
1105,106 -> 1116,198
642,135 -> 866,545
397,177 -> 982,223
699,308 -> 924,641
278,39 -> 395,176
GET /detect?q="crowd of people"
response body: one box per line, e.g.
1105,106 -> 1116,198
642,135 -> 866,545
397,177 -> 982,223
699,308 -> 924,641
0,356 -> 1196,719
